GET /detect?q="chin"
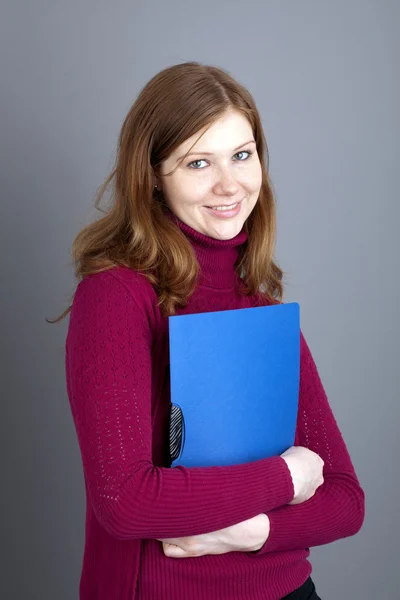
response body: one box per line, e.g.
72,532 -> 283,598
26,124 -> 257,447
206,220 -> 245,240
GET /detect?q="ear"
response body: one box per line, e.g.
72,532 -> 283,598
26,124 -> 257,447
153,178 -> 162,192
152,168 -> 161,190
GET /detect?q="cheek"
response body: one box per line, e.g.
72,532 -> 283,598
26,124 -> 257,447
249,162 -> 263,190
236,160 -> 262,190
175,173 -> 211,202
240,170 -> 262,193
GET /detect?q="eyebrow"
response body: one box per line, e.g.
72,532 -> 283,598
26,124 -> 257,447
176,139 -> 256,163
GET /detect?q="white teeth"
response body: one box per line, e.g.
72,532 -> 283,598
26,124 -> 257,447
211,203 -> 239,212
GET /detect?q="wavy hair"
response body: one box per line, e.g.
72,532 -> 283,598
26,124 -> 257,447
48,61 -> 284,323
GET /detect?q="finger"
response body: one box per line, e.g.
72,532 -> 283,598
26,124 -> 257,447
163,543 -> 192,558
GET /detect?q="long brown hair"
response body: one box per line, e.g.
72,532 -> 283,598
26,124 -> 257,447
47,61 -> 284,323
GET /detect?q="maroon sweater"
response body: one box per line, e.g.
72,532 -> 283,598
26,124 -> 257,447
65,213 -> 365,600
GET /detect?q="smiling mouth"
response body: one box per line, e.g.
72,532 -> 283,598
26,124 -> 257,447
205,199 -> 243,210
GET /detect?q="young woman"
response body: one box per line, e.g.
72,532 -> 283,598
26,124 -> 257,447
55,61 -> 365,599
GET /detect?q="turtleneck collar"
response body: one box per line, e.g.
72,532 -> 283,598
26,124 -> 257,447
164,207 -> 248,289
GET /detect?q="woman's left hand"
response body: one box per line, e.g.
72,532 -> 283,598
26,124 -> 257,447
157,513 -> 270,558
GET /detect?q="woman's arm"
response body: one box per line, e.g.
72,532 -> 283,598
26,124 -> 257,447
66,271 -> 294,541
251,332 -> 365,554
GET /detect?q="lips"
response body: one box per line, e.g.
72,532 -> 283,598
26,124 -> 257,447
205,199 -> 242,209
204,200 -> 243,219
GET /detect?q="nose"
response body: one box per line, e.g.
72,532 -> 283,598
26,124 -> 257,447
213,167 -> 239,197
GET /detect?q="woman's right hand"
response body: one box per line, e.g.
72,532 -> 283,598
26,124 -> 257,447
280,446 -> 324,505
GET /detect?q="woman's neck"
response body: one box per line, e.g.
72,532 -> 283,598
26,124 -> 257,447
164,208 -> 248,289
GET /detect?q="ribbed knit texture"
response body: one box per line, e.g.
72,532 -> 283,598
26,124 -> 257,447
65,211 -> 365,600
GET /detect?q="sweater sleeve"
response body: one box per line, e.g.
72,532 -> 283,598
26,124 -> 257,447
251,331 -> 365,555
65,271 -> 294,541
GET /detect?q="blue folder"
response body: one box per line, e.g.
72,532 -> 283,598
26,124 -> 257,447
168,302 -> 300,467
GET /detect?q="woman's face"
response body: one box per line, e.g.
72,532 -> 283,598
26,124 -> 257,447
157,110 -> 262,240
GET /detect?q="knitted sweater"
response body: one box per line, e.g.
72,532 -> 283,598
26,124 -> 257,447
65,212 -> 365,600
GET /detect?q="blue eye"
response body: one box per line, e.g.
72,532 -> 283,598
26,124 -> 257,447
188,159 -> 208,170
234,150 -> 252,161
187,149 -> 253,170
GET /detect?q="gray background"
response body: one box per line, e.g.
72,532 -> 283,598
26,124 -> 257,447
1,1 -> 398,598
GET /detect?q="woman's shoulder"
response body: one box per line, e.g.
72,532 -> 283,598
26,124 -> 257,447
73,265 -> 158,317
67,267 -> 160,349
106,265 -> 157,296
